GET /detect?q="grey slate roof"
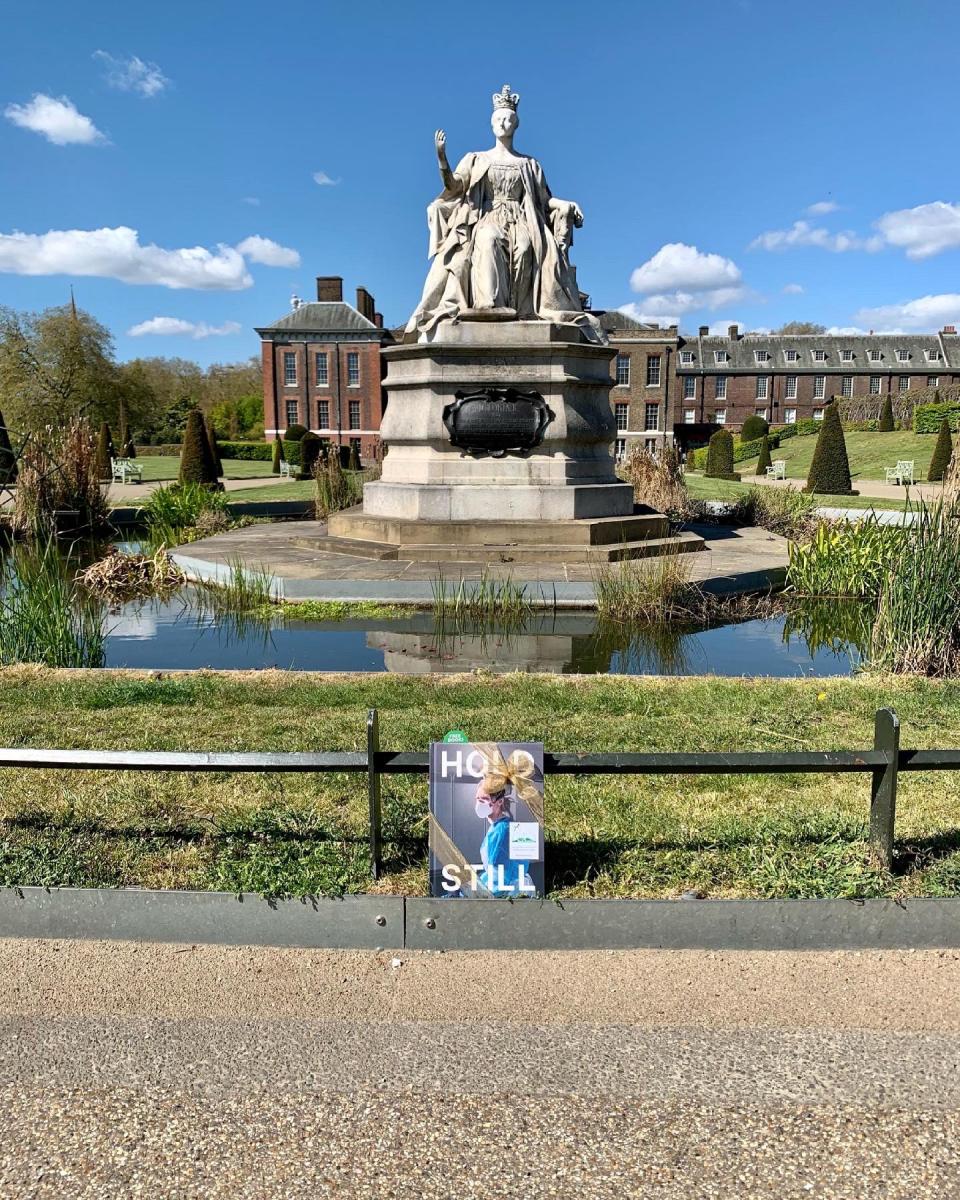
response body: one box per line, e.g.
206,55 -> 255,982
256,301 -> 382,336
676,332 -> 959,373
594,309 -> 678,335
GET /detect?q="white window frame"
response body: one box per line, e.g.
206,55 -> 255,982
841,349 -> 854,362
715,375 -> 727,400
714,409 -> 727,425
869,376 -> 882,395
785,408 -> 797,425
714,350 -> 728,365
317,399 -> 330,429
813,408 -> 825,421
683,409 -> 696,424
682,376 -> 696,400
348,399 -> 361,430
347,351 -> 360,387
315,351 -> 329,387
868,348 -> 881,363
814,375 -> 826,399
679,351 -> 695,366
754,408 -> 768,421
928,376 -> 940,388
841,375 -> 854,397
283,351 -> 297,387
926,349 -> 942,362
898,376 -> 910,392
785,349 -> 799,363
285,398 -> 299,426
646,355 -> 662,387
644,402 -> 659,432
614,402 -> 629,432
813,348 -> 827,362
785,375 -> 798,400
896,349 -> 909,362
755,375 -> 769,401
614,437 -> 627,459
754,349 -> 770,364
615,354 -> 630,386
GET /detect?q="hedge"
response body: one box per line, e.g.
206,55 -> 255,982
915,403 -> 960,434
690,431 -> 781,471
216,440 -> 273,461
134,444 -> 181,457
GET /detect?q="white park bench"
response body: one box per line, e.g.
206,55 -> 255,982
279,459 -> 294,478
884,460 -> 914,485
110,457 -> 144,484
765,459 -> 786,480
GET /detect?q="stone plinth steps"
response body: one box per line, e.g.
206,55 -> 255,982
322,507 -> 704,564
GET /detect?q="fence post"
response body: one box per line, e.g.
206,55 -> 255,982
870,707 -> 900,871
367,708 -> 382,880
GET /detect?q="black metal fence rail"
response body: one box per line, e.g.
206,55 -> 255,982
4,707 -> 959,878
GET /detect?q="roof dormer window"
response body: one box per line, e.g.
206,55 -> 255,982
714,350 -> 728,364
868,348 -> 881,362
679,351 -> 695,365
896,348 -> 909,362
841,349 -> 854,362
785,349 -> 799,362
926,348 -> 942,362
813,349 -> 827,362
754,350 -> 770,364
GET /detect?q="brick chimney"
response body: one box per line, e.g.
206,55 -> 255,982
728,324 -> 740,340
355,286 -> 376,322
943,325 -> 957,335
698,325 -> 709,337
373,312 -> 384,328
316,276 -> 343,302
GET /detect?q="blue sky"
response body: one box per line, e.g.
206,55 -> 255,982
3,0 -> 960,365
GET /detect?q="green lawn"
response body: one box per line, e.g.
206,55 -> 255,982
131,456 -> 275,482
2,669 -> 960,900
738,431 -> 939,482
685,473 -> 916,513
226,480 -> 315,502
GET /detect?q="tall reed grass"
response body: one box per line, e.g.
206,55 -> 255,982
314,455 -> 373,518
12,419 -> 106,538
431,570 -> 535,622
619,445 -> 692,522
0,539 -> 105,666
142,482 -> 228,551
593,552 -> 696,621
787,517 -> 905,599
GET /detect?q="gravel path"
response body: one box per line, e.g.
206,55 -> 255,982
2,940 -> 959,1198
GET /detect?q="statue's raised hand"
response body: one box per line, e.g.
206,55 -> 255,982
435,129 -> 447,161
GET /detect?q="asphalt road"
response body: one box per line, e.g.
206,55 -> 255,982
2,940 -> 959,1199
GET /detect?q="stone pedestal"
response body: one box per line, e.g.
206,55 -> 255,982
361,320 -> 634,523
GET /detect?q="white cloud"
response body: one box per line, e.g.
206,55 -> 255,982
855,293 -> 960,331
630,242 -> 742,294
4,94 -> 105,145
874,201 -> 960,260
0,226 -> 252,289
241,197 -> 260,206
617,302 -> 680,327
127,317 -> 242,339
235,235 -> 300,268
807,200 -> 839,216
750,220 -> 882,253
313,170 -> 340,186
93,51 -> 169,98
782,282 -> 805,295
708,321 -> 769,335
637,286 -> 748,314
825,325 -> 871,335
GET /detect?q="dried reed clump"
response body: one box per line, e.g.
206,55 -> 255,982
78,549 -> 185,602
12,418 -> 106,537
192,508 -> 231,538
621,446 -> 692,521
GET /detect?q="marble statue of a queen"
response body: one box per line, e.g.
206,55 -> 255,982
405,85 -> 604,344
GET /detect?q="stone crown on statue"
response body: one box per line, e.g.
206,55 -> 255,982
492,84 -> 519,112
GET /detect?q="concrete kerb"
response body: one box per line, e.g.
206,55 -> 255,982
5,888 -> 960,951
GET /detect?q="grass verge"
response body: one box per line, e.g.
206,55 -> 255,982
685,473 -> 916,512
1,668 -> 959,900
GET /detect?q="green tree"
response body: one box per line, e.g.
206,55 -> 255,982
205,414 -> 223,478
0,303 -> 120,432
878,394 -> 895,432
755,434 -> 772,477
298,431 -> 322,480
0,409 -> 17,486
805,404 -> 856,495
271,437 -> 284,475
178,410 -> 218,486
96,422 -> 115,481
284,423 -> 307,442
704,429 -> 739,480
741,414 -> 769,442
927,418 -> 954,482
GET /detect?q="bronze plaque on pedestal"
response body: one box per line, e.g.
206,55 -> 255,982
442,388 -> 553,458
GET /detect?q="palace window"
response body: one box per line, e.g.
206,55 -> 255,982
756,376 -> 769,400
714,350 -> 728,364
683,376 -> 696,400
714,409 -> 727,425
841,376 -> 854,397
283,352 -> 297,386
785,375 -> 798,399
318,400 -> 330,428
841,349 -> 854,362
813,349 -> 827,362
926,349 -> 942,362
868,348 -> 881,362
646,355 -> 661,387
898,376 -> 910,391
869,376 -> 882,395
683,409 -> 696,424
348,400 -> 361,429
616,354 -> 631,385
614,438 -> 627,459
347,351 -> 360,386
754,350 -> 770,364
813,408 -> 825,421
814,375 -> 826,399
285,399 -> 298,426
350,437 -> 362,460
615,403 -> 629,431
716,376 -> 727,400
928,376 -> 940,388
785,408 -> 797,425
755,408 -> 768,420
679,351 -> 695,366
644,402 -> 659,431
315,352 -> 329,386
785,349 -> 799,363
896,348 -> 909,362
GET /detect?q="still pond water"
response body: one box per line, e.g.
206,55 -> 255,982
100,590 -> 867,676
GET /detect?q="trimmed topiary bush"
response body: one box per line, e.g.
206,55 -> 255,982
205,416 -> 223,478
96,422 -> 114,481
298,431 -> 323,480
284,423 -> 307,442
755,434 -> 772,477
704,429 -> 740,481
914,401 -> 960,433
740,414 -> 769,442
805,403 -> 857,496
878,394 -> 895,432
271,437 -> 284,475
0,410 -> 16,486
928,417 -> 954,482
178,410 -> 219,487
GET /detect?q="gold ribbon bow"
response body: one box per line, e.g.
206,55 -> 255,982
474,742 -> 543,821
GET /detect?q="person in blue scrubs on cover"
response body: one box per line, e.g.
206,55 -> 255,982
474,778 -> 531,897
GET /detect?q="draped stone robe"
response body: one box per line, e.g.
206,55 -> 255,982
404,150 -> 603,344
